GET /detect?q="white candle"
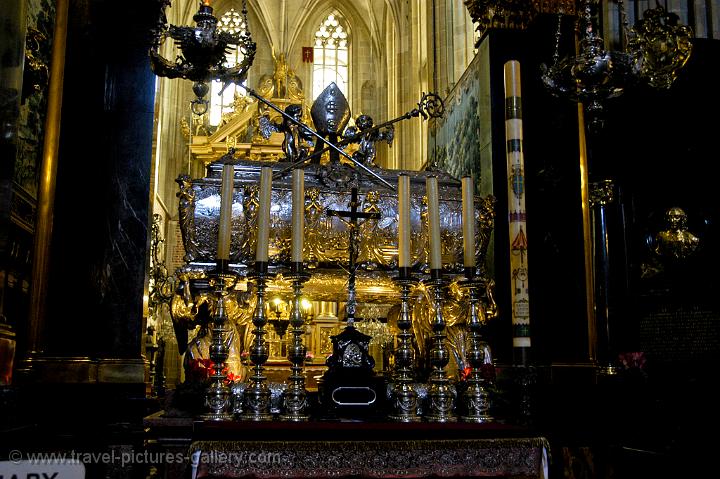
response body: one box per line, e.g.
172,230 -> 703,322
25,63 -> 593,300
461,176 -> 476,269
504,60 -> 523,150
398,174 -> 411,269
504,59 -> 521,98
256,166 -> 272,263
217,163 -> 234,261
291,169 -> 305,263
426,176 -> 442,271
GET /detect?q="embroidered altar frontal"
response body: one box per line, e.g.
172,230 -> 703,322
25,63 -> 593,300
191,436 -> 548,478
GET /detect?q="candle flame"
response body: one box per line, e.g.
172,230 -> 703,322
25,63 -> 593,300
203,0 -> 211,6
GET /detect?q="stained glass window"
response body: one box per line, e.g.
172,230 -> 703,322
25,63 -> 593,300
312,13 -> 349,101
209,9 -> 248,126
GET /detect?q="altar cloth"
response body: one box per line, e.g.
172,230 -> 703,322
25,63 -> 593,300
190,436 -> 549,479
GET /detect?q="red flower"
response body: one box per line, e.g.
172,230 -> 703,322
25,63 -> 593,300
187,358 -> 237,384
618,352 -> 646,370
460,364 -> 496,382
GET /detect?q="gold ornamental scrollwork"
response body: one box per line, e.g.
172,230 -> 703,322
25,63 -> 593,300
589,179 -> 615,207
464,0 -> 575,43
23,26 -> 50,100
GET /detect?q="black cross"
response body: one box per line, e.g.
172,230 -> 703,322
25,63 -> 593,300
326,187 -> 381,325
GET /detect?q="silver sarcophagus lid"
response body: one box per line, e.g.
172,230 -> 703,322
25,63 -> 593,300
175,159 -> 495,302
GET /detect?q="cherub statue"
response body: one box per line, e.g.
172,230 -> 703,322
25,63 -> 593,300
256,103 -> 313,163
280,104 -> 314,162
351,114 -> 394,167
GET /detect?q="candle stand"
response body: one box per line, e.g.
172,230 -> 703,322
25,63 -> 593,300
202,262 -> 238,421
425,271 -> 457,422
280,264 -> 311,421
389,269 -> 420,422
241,262 -> 274,421
459,276 -> 493,423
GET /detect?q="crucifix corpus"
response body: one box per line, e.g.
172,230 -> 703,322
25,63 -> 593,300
327,187 -> 381,327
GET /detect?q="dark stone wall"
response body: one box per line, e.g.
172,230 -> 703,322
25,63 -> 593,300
598,38 -> 720,376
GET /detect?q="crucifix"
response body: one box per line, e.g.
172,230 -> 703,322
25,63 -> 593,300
327,187 -> 381,326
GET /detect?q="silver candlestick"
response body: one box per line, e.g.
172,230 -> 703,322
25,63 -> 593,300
389,270 -> 419,422
425,271 -> 457,422
202,264 -> 237,421
280,264 -> 311,421
459,277 -> 493,423
241,262 -> 273,421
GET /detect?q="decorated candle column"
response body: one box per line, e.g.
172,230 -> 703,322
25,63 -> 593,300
504,60 -> 531,367
243,165 -> 274,421
424,175 -> 455,422
459,176 -> 493,423
390,173 -> 419,422
204,162 -> 235,421
281,168 -> 311,421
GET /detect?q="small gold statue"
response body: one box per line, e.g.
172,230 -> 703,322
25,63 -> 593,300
272,50 -> 290,98
654,206 -> 699,261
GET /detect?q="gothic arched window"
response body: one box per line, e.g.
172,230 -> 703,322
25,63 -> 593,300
312,12 -> 349,101
209,8 -> 248,126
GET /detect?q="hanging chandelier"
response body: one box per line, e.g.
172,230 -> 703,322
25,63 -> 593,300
541,0 -> 693,131
150,0 -> 256,114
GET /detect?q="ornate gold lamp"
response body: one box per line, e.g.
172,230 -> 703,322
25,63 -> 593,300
269,298 -> 288,333
541,0 -> 693,131
150,0 -> 256,114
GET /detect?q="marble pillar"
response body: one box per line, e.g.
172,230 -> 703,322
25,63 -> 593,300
22,0 -> 160,385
